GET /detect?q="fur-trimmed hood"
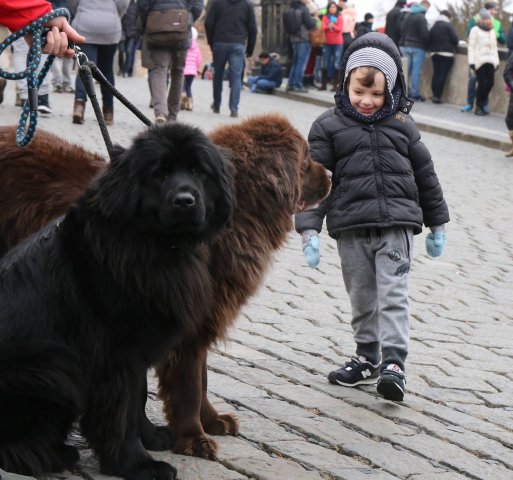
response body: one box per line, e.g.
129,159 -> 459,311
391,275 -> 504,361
334,32 -> 413,117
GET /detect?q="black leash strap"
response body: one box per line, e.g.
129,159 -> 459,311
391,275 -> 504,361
75,49 -> 153,160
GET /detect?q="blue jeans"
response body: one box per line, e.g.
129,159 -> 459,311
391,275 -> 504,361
248,76 -> 278,93
400,46 -> 426,98
212,42 -> 245,114
288,41 -> 311,89
323,44 -> 343,80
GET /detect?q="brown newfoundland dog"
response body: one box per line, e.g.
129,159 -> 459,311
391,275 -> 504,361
0,113 -> 331,460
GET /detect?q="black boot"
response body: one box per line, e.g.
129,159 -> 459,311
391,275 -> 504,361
318,69 -> 328,91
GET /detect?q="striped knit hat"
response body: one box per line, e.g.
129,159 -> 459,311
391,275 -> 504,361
343,47 -> 398,100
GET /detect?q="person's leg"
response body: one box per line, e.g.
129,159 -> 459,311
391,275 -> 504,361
375,227 -> 413,401
338,229 -> 381,366
125,37 -> 136,77
212,42 -> 229,111
287,42 -> 300,89
482,63 -> 495,108
227,43 -> 245,115
62,57 -> 74,91
293,41 -> 311,90
475,65 -> 487,112
255,78 -> 277,93
410,47 -> 426,98
437,56 -> 454,100
333,44 -> 343,74
505,92 -> 513,155
149,48 -> 171,119
183,75 -> 194,97
95,43 -> 118,109
118,40 -> 126,76
400,47 -> 412,95
468,70 -> 477,106
167,48 -> 186,121
75,43 -> 98,102
323,44 -> 333,80
431,55 -> 442,99
51,57 -> 64,90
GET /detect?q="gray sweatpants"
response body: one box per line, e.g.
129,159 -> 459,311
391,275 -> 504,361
337,227 -> 414,371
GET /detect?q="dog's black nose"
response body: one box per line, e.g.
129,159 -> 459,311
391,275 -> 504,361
172,192 -> 195,209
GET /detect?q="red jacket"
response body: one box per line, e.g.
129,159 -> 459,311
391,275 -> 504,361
322,14 -> 343,45
0,0 -> 52,32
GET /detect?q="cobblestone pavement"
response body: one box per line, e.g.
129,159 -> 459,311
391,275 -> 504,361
1,72 -> 513,480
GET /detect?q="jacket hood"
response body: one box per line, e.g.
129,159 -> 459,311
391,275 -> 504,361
335,32 -> 413,117
409,3 -> 426,14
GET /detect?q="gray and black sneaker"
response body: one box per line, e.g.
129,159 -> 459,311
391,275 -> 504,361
328,356 -> 379,387
377,363 -> 406,401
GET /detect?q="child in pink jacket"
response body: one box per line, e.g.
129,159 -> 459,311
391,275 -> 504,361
181,26 -> 202,111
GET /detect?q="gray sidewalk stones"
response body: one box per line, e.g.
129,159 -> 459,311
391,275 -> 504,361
0,72 -> 512,479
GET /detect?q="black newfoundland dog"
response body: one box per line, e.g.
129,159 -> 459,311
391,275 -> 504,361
0,123 -> 232,479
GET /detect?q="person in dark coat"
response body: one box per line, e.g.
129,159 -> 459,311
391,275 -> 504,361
428,10 -> 459,103
355,12 -> 373,38
118,0 -> 138,77
295,32 -> 450,402
399,0 -> 431,101
248,52 -> 283,93
205,0 -> 257,117
385,0 -> 406,48
503,52 -> 513,155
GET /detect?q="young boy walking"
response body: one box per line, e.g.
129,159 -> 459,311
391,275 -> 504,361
295,32 -> 450,402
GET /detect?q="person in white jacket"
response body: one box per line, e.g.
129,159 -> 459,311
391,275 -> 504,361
468,8 -> 499,116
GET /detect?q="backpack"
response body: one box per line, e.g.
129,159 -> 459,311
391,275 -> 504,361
282,6 -> 302,35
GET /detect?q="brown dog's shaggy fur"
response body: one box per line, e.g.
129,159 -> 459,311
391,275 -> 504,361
0,113 -> 331,459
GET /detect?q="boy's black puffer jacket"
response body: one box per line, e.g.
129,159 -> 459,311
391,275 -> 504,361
295,33 -> 449,237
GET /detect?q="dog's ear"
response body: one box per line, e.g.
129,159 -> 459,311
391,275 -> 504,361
205,144 -> 234,230
93,145 -> 140,221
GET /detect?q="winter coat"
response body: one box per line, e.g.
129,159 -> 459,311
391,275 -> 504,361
468,24 -> 499,70
429,15 -> 459,55
503,49 -> 513,89
183,38 -> 201,75
256,57 -> 282,86
295,33 -> 449,237
69,0 -> 129,44
137,0 -> 203,50
467,14 -> 506,45
385,4 -> 404,47
322,13 -> 343,45
121,0 -> 137,39
285,0 -> 316,44
0,0 -> 52,32
399,3 -> 429,50
204,0 -> 257,56
355,21 -> 372,38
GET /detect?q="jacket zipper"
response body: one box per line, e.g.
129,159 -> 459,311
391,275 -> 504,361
369,124 -> 387,223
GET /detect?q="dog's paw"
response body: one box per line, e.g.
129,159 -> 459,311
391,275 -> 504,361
141,425 -> 175,451
125,460 -> 177,480
203,412 -> 239,436
173,434 -> 218,460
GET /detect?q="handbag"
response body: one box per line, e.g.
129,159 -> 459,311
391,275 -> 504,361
145,8 -> 190,49
310,28 -> 325,48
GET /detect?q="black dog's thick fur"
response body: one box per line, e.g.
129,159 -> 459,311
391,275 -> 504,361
0,123 -> 232,479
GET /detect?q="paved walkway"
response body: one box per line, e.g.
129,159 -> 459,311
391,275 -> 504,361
0,73 -> 512,480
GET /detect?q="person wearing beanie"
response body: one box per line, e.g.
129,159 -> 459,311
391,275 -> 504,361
461,1 -> 506,112
356,13 -> 374,38
467,8 -> 499,115
294,32 -> 450,402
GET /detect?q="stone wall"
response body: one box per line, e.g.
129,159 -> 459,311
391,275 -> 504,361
412,46 -> 509,113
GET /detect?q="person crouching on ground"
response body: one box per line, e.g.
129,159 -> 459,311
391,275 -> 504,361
248,51 -> 283,93
295,32 -> 450,402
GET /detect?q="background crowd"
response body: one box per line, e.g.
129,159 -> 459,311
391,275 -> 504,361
1,0 -> 513,132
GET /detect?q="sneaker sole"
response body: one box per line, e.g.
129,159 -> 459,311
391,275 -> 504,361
377,380 -> 404,401
329,376 -> 378,387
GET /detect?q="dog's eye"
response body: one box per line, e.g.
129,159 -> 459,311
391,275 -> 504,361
160,173 -> 168,180
191,168 -> 199,176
